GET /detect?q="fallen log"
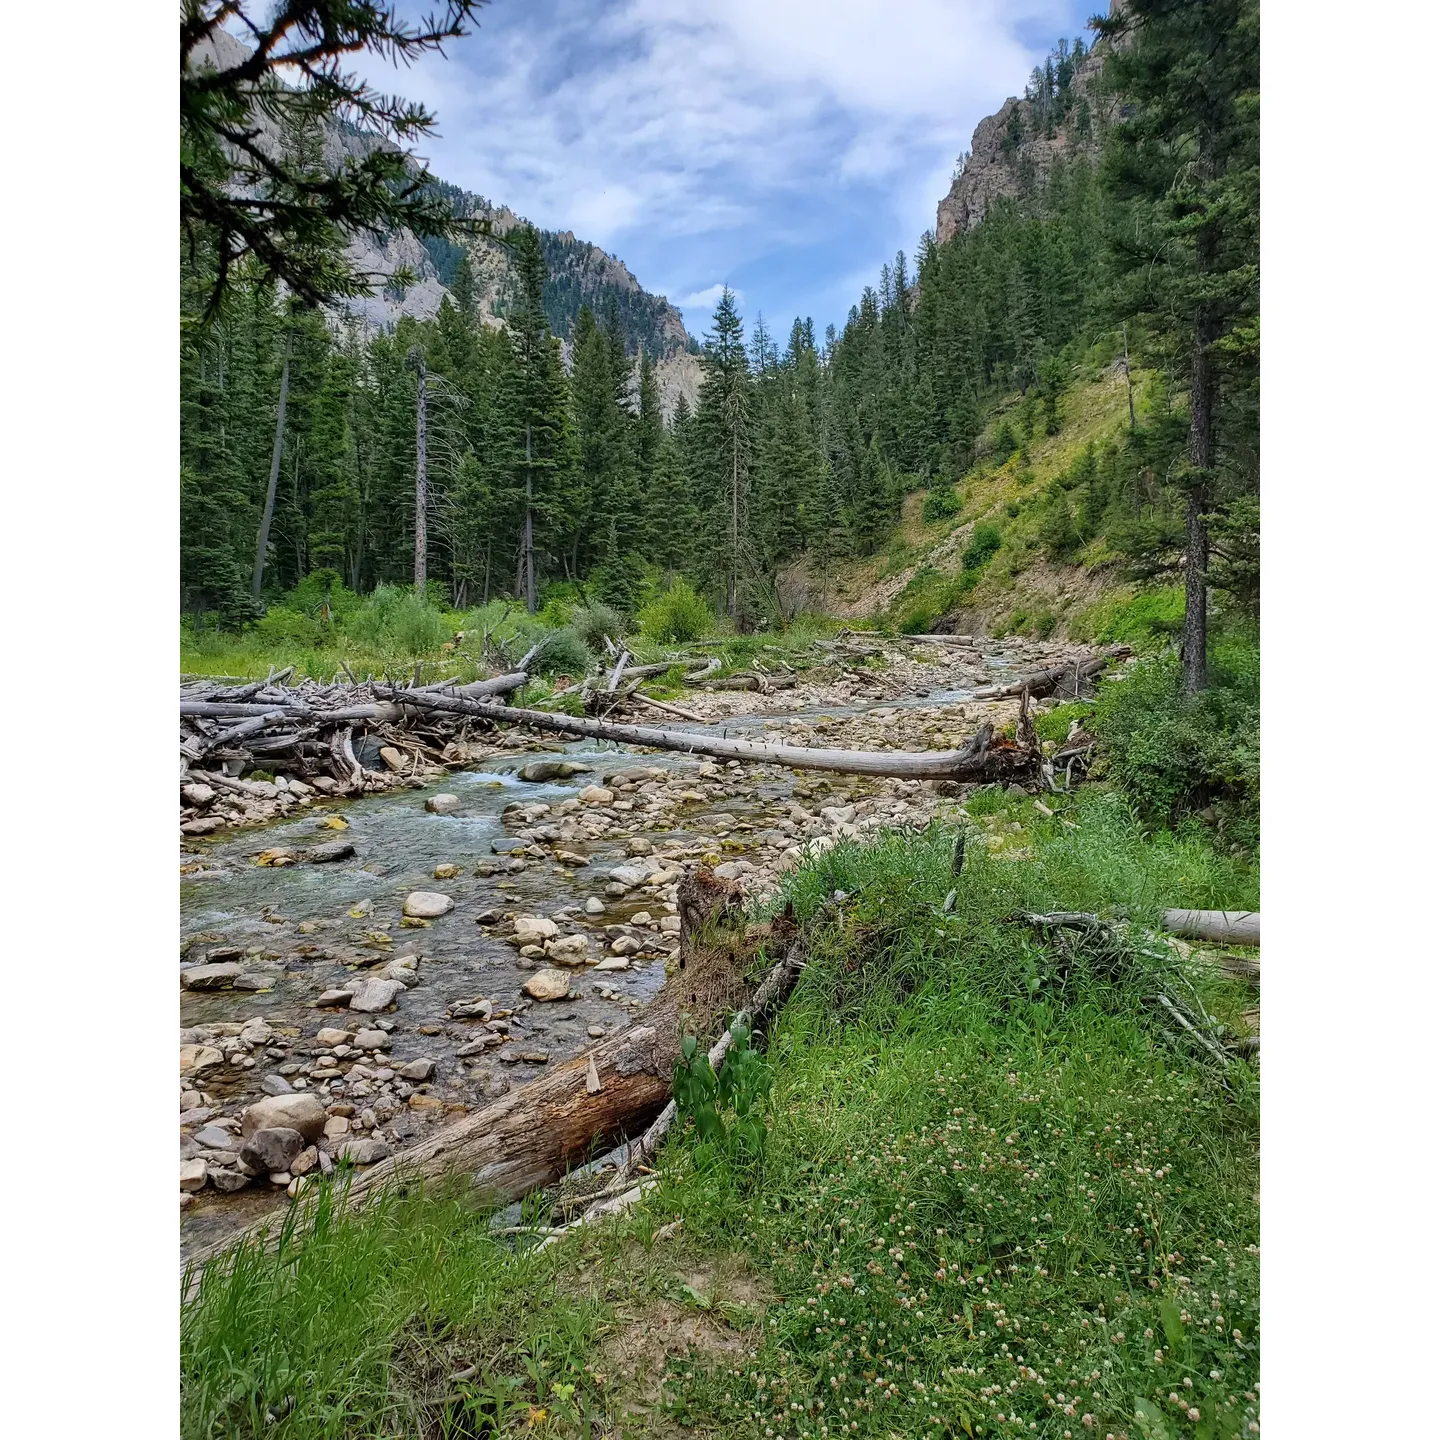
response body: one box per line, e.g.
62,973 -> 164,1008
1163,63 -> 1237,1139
184,872 -> 810,1276
902,633 -> 975,646
631,691 -> 706,724
973,646 -> 1131,701
1162,910 -> 1260,947
381,687 -> 1013,780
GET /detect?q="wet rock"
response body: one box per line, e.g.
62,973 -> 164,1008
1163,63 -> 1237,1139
606,864 -> 652,892
180,1158 -> 208,1192
180,1044 -> 224,1075
349,977 -> 403,1012
238,1126 -> 304,1174
546,933 -> 590,965
307,841 -> 356,863
450,998 -> 493,1021
522,968 -> 571,1002
336,1137 -> 391,1165
624,837 -> 654,856
474,908 -> 503,925
181,817 -> 226,836
240,1092 -> 327,1142
209,1167 -> 251,1193
518,760 -> 593,783
587,1024 -> 606,1038
180,963 -> 243,990
425,793 -> 462,814
578,784 -> 615,805
354,1028 -> 390,1050
609,935 -> 643,956
554,850 -> 589,866
513,915 -> 559,944
403,891 -> 454,919
397,1058 -> 436,1081
316,988 -> 355,1006
594,956 -> 631,972
259,1073 -> 293,1096
433,863 -> 461,879
584,897 -> 606,915
239,1019 -> 274,1048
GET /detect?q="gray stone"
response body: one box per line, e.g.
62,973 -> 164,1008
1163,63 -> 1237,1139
396,1058 -> 435,1082
240,1092 -> 327,1141
259,1073 -> 293,1096
517,760 -> 592,783
180,963 -> 243,990
180,1158 -> 207,1192
403,891 -> 454,919
584,896 -> 605,915
349,977 -> 403,1013
182,782 -> 216,807
234,973 -> 278,991
209,1167 -> 251,1193
425,794 -> 462,814
238,1126 -> 305,1174
335,1137 -> 391,1166
513,914 -> 559,944
353,1028 -> 390,1050
307,841 -> 356,863
193,1125 -> 236,1150
315,1027 -> 355,1047
316,988 -> 355,1006
291,1145 -> 318,1175
522,968 -> 571,1002
180,1044 -> 225,1075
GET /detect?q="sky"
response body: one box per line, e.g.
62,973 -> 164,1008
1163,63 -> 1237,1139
360,0 -> 1101,343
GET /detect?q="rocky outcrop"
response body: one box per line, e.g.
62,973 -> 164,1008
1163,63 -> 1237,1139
935,30 -> 1117,243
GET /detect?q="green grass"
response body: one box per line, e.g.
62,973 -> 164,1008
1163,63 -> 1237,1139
182,793 -> 1258,1440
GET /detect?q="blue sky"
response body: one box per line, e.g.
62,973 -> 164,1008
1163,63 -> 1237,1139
363,0 -> 1100,343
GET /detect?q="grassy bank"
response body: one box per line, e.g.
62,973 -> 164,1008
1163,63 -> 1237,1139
182,790 -> 1259,1440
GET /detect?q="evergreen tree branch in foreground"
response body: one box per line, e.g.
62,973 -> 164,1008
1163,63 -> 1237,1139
180,0 -> 490,318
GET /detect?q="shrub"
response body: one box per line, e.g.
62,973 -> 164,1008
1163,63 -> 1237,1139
253,606 -> 324,648
345,586 -> 450,653
962,521 -> 1003,572
638,579 -> 714,644
921,485 -> 963,523
569,602 -> 626,652
1090,638 -> 1259,849
529,626 -> 593,679
1077,587 -> 1185,647
991,420 -> 1018,460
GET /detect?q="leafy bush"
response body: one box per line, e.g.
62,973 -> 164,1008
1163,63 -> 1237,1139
638,578 -> 713,643
1090,638 -> 1259,849
569,602 -> 625,652
673,1020 -> 772,1174
1034,699 -> 1093,743
345,585 -> 450,653
961,521 -> 1003,572
921,484 -> 964,523
1077,586 -> 1185,646
529,626 -> 593,680
253,606 -> 325,648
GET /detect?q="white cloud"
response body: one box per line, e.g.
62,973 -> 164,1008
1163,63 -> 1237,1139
677,283 -> 742,310
360,0 -> 1091,330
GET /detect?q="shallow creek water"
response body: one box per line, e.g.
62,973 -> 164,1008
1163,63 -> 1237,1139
178,638 -> 1069,1254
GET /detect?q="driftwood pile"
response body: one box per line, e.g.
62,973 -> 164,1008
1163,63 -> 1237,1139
179,645 -> 1135,832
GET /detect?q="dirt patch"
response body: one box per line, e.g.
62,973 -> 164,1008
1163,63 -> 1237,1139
597,1254 -> 775,1411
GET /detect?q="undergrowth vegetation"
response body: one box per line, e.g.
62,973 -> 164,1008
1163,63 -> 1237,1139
182,793 -> 1258,1440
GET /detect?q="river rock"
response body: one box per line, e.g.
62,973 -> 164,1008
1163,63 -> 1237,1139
609,935 -> 643,956
578,785 -> 615,805
354,1028 -> 390,1050
404,891 -> 454,919
379,746 -> 407,772
323,1115 -> 351,1140
182,817 -> 226,835
181,962 -> 243,990
584,897 -> 605,915
349,977 -> 403,1013
182,783 -> 216,807
522,968 -> 571,1002
238,1126 -> 304,1174
180,1044 -> 224,1075
554,849 -> 589,866
259,1073 -> 293,1096
307,841 -> 356,863
193,1124 -> 236,1150
316,1027 -> 354,1047
624,837 -> 654,856
606,864 -> 652,892
513,914 -> 559,944
239,1020 -> 274,1048
316,988 -> 355,1006
291,1145 -> 318,1175
180,1158 -> 207,1192
433,863 -> 461,879
547,933 -> 590,964
209,1167 -> 251,1193
518,760 -> 593,783
240,1092 -> 326,1142
336,1137 -> 391,1165
425,794 -> 462,814
397,1058 -> 436,1081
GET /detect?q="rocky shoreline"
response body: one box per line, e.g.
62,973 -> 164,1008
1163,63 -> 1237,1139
179,636 -> 1107,1256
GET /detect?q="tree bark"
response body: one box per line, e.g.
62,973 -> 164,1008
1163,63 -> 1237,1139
1161,909 -> 1259,947
524,424 -> 536,614
413,353 -> 428,592
251,326 -> 293,600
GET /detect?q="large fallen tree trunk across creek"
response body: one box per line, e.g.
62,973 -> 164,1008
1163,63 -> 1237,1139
184,875 -> 824,1276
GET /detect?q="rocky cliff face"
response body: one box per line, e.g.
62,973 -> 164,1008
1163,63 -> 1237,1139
934,31 -> 1115,243
188,28 -> 701,417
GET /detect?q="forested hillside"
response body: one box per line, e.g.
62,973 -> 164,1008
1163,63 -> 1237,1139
182,2 -> 1257,683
